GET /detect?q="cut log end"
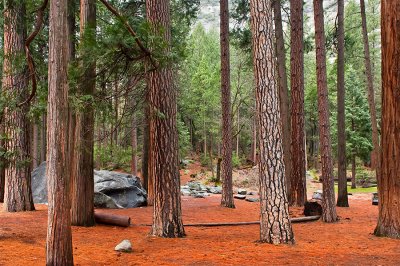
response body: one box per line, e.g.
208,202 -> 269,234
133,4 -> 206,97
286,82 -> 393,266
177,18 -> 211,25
94,211 -> 131,227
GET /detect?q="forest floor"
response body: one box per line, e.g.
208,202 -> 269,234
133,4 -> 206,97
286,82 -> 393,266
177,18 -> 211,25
1,162 -> 399,265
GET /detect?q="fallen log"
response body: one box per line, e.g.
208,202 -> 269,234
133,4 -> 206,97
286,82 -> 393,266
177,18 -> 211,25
94,212 -> 131,227
136,216 -> 320,227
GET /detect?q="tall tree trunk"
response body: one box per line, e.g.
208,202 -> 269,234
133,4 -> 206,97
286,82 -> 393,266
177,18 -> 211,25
236,107 -> 240,157
249,0 -> 294,244
360,0 -> 380,177
2,0 -> 35,212
374,0 -> 400,239
0,135 -> 5,203
313,0 -> 338,223
289,0 -> 306,207
273,0 -> 292,199
131,112 -> 138,175
143,104 -> 151,203
32,121 -> 39,169
351,154 -> 356,189
220,0 -> 235,208
70,0 -> 96,227
147,0 -> 185,238
336,0 -> 349,207
46,0 -> 73,263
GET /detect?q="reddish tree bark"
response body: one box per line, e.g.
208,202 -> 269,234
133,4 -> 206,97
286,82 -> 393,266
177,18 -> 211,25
70,0 -> 96,227
46,0 -> 73,263
374,0 -> 400,239
250,0 -> 294,244
289,0 -> 306,207
220,0 -> 235,208
336,0 -> 349,207
360,0 -> 380,178
2,0 -> 35,212
273,0 -> 292,198
313,0 -> 338,223
147,0 -> 185,237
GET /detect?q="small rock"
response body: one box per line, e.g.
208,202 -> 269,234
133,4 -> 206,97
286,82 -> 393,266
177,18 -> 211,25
200,184 -> 208,192
245,198 -> 259,202
192,193 -> 205,198
181,189 -> 191,196
234,194 -> 246,200
207,186 -> 222,194
238,189 -> 247,195
247,191 -> 257,196
312,190 -> 323,201
115,240 -> 132,253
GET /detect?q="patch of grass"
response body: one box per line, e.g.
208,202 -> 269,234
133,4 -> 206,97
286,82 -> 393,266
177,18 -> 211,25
308,169 -> 319,181
334,184 -> 377,194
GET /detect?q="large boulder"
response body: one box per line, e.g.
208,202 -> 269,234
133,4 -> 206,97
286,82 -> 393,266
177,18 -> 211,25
31,162 -> 147,208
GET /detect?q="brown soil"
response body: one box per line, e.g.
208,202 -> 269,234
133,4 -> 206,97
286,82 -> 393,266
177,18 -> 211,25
1,164 -> 399,265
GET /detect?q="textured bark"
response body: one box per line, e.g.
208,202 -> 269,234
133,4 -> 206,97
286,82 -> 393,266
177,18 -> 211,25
2,0 -> 35,212
250,0 -> 294,244
360,0 -> 380,178
46,0 -> 73,263
289,0 -> 306,207
0,135 -> 5,203
336,0 -> 349,207
147,0 -> 185,238
220,0 -> 235,209
70,0 -> 96,227
273,0 -> 292,198
374,0 -> 400,239
313,0 -> 338,223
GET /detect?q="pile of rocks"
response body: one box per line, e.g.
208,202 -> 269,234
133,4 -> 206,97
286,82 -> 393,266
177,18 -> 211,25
234,189 -> 259,202
180,181 -> 222,198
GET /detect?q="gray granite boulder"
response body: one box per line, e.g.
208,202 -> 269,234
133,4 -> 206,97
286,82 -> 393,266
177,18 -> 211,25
31,162 -> 147,208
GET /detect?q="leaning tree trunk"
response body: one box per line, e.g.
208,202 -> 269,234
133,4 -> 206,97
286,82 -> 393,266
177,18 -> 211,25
360,0 -> 380,178
70,0 -> 96,227
374,0 -> 400,239
273,0 -> 292,199
289,0 -> 306,207
220,0 -> 235,209
46,0 -> 74,264
313,0 -> 338,223
2,0 -> 35,212
249,0 -> 294,244
336,0 -> 349,207
147,0 -> 185,238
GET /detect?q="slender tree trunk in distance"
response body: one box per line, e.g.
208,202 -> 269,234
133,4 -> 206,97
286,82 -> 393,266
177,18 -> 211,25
142,104 -> 151,203
220,0 -> 235,208
360,0 -> 380,178
273,0 -> 292,199
71,0 -> 96,227
32,122 -> 39,169
313,0 -> 338,223
289,0 -> 306,207
147,0 -> 185,237
374,0 -> 400,239
336,0 -> 349,207
2,0 -> 35,212
40,114 -> 47,162
0,135 -> 5,203
351,154 -> 356,189
131,113 -> 138,175
236,107 -> 240,157
46,0 -> 73,263
250,0 -> 294,244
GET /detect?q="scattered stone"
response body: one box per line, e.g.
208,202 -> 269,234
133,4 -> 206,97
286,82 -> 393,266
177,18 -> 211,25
234,194 -> 246,200
247,191 -> 257,196
312,190 -> 323,201
237,189 -> 247,195
200,184 -> 208,192
193,193 -> 206,198
181,189 -> 192,196
207,186 -> 222,194
187,181 -> 202,191
245,198 -> 259,203
115,240 -> 132,253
